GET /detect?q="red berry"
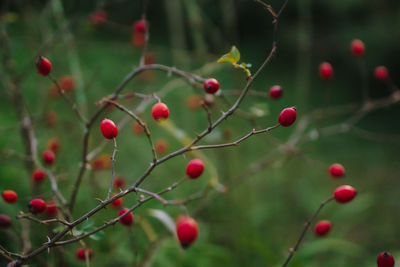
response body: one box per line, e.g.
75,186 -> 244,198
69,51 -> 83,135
76,248 -> 93,261
333,185 -> 357,203
113,177 -> 125,189
269,85 -> 283,99
278,107 -> 297,127
131,31 -> 145,48
134,20 -> 147,32
319,62 -> 334,80
2,190 -> 18,203
186,159 -> 204,179
314,220 -> 332,237
132,122 -> 145,135
0,214 -> 11,228
377,252 -> 395,267
144,53 -> 156,65
176,216 -> 199,248
350,39 -> 365,57
152,102 -> 169,121
90,10 -> 107,26
329,163 -> 345,178
32,169 -> 46,183
46,201 -> 58,215
155,139 -> 169,155
111,196 -> 123,209
203,78 -> 220,94
186,95 -> 203,110
59,76 -> 76,92
36,56 -> 52,76
46,111 -> 58,127
28,198 -> 47,214
374,66 -> 389,81
100,118 -> 118,139
43,150 -> 55,165
47,138 -> 61,153
118,208 -> 134,226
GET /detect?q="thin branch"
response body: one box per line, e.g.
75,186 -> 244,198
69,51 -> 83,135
281,197 -> 334,267
16,212 -> 71,227
49,75 -> 87,124
106,138 -> 118,200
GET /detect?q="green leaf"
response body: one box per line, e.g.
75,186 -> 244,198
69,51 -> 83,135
89,230 -> 105,241
217,46 -> 240,64
52,225 -> 64,233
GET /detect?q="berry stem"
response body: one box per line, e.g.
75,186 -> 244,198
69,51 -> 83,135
281,196 -> 334,267
106,138 -> 118,200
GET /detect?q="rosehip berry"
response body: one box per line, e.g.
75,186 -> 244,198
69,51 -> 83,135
155,139 -> 169,155
32,169 -> 46,183
203,78 -> 220,94
43,150 -> 55,165
319,62 -> 334,80
374,66 -> 389,81
90,10 -> 107,26
118,208 -> 134,226
134,20 -> 147,32
329,163 -> 345,178
36,56 -> 52,76
59,76 -> 76,92
132,31 -> 145,48
186,95 -> 203,110
100,118 -> 118,139
278,107 -> 297,127
46,200 -> 58,215
350,39 -> 365,57
377,252 -> 395,267
0,214 -> 11,228
152,102 -> 169,121
333,185 -> 357,203
111,196 -> 123,209
186,159 -> 204,179
114,177 -> 125,189
269,85 -> 283,100
132,122 -> 145,135
46,111 -> 58,127
76,248 -> 93,261
144,53 -> 156,65
47,138 -> 60,153
176,216 -> 199,248
28,198 -> 47,214
2,190 -> 18,203
314,220 -> 332,237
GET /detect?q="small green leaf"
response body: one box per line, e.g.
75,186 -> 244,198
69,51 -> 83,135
217,46 -> 240,64
52,225 -> 64,233
89,230 -> 104,241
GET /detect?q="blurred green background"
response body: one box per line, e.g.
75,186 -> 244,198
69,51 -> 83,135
1,0 -> 400,266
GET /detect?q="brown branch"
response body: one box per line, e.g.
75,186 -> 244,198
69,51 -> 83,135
16,212 -> 71,227
106,138 -> 118,200
281,197 -> 334,267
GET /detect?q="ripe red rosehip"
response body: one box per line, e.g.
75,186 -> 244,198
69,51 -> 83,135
278,107 -> 297,127
374,66 -> 389,81
377,252 -> 395,267
155,139 -> 169,155
269,85 -> 283,99
46,200 -> 58,215
152,102 -> 169,121
333,185 -> 357,203
186,159 -> 204,179
203,78 -> 220,94
47,138 -> 61,153
36,56 -> 52,76
43,150 -> 55,165
329,163 -> 345,178
90,10 -> 107,26
111,196 -> 123,209
113,177 -> 125,189
134,20 -> 147,32
76,248 -> 93,261
350,39 -> 365,57
100,118 -> 118,139
176,216 -> 199,248
0,214 -> 11,228
118,208 -> 134,226
319,62 -> 334,80
32,169 -> 46,183
2,190 -> 18,203
28,198 -> 47,214
314,220 -> 332,237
